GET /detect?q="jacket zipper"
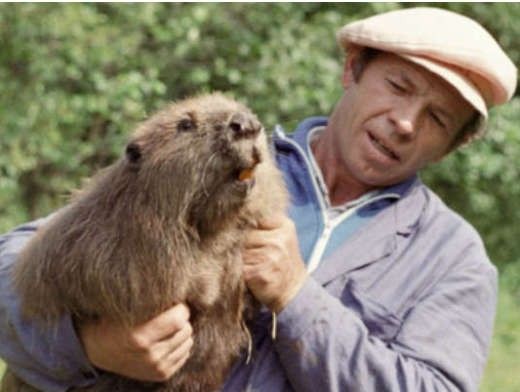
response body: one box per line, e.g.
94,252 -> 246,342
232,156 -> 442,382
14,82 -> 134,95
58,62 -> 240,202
273,125 -> 400,273
307,217 -> 335,273
306,193 -> 399,273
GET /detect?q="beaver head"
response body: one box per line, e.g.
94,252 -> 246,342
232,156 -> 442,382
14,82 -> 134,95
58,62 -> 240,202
121,93 -> 270,238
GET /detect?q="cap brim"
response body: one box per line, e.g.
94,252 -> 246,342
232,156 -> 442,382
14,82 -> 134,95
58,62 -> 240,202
398,53 -> 487,135
336,7 -> 517,107
399,54 -> 487,117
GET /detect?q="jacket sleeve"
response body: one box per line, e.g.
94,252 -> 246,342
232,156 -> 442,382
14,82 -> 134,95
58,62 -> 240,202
0,219 -> 98,392
272,243 -> 497,392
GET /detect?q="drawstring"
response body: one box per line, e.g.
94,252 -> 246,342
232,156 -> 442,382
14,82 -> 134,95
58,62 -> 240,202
271,311 -> 277,340
242,310 -> 277,365
241,319 -> 253,364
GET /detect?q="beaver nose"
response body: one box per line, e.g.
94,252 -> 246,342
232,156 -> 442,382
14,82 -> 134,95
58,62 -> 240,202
229,112 -> 261,139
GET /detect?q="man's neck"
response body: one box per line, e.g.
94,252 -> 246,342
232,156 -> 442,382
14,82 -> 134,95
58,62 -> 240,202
311,129 -> 378,206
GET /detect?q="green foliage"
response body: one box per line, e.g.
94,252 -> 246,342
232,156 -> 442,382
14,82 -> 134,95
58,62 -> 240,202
422,99 -> 520,266
0,3 -> 408,231
1,2 -> 519,268
481,269 -> 520,392
0,3 -> 519,387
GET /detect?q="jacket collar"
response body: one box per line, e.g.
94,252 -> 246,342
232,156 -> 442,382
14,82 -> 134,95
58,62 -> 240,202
312,176 -> 426,285
275,117 -> 427,284
290,116 -> 329,150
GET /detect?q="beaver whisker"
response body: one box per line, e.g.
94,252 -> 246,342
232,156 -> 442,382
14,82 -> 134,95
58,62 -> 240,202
200,151 -> 220,198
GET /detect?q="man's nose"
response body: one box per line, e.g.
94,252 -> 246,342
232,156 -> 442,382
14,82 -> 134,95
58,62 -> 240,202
390,104 -> 421,137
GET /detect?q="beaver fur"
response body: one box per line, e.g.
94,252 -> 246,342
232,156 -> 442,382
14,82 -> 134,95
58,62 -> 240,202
5,93 -> 288,392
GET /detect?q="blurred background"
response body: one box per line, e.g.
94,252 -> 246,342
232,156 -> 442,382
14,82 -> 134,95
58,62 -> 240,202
0,3 -> 519,390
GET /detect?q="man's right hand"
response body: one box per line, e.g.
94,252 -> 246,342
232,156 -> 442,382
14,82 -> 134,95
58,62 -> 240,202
79,303 -> 193,382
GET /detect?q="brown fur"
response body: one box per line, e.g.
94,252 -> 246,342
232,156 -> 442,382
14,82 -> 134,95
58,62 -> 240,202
5,93 -> 288,392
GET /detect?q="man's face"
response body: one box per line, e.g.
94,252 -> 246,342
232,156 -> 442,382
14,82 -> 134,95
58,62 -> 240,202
327,52 -> 475,188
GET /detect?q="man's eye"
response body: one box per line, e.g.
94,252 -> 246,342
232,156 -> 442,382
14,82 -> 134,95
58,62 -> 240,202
386,79 -> 406,93
429,110 -> 446,129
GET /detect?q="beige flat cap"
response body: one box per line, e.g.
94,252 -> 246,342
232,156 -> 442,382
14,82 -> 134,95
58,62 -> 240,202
337,7 -> 517,129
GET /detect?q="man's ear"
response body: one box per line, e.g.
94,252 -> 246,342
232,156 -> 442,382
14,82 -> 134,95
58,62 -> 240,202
438,133 -> 475,161
438,113 -> 482,160
433,133 -> 472,163
342,46 -> 362,89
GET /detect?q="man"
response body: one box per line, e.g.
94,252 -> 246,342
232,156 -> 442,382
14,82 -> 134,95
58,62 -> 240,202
0,7 -> 517,392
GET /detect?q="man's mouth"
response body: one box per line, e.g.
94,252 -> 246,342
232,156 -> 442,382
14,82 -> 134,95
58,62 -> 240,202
368,132 -> 400,161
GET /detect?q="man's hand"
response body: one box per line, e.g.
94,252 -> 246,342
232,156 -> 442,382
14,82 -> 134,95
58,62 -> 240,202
79,303 -> 193,382
243,215 -> 308,313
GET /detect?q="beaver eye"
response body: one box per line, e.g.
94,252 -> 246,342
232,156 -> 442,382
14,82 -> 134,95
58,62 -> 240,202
125,142 -> 142,164
177,118 -> 195,132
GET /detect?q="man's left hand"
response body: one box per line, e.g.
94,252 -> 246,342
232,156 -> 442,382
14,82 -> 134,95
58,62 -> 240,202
243,215 -> 308,313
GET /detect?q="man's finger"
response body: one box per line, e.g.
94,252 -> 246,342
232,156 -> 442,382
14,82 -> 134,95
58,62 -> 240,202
150,334 -> 193,381
243,229 -> 266,249
136,303 -> 190,343
163,348 -> 192,380
156,321 -> 193,361
255,214 -> 286,230
243,263 -> 270,282
244,223 -> 281,248
164,333 -> 194,367
242,248 -> 267,265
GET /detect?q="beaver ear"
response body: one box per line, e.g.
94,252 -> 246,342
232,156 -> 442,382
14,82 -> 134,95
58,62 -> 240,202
125,142 -> 142,166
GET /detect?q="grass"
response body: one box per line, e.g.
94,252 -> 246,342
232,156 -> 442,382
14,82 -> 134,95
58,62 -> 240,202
1,280 -> 519,390
480,278 -> 520,391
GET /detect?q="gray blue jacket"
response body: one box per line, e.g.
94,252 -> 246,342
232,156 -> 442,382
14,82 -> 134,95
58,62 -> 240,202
0,117 -> 497,391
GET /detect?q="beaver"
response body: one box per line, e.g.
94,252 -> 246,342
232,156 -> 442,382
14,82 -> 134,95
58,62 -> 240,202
5,93 -> 288,392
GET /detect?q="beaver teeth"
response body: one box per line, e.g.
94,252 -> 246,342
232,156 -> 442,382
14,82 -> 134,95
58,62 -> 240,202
238,167 -> 255,181
236,151 -> 261,182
